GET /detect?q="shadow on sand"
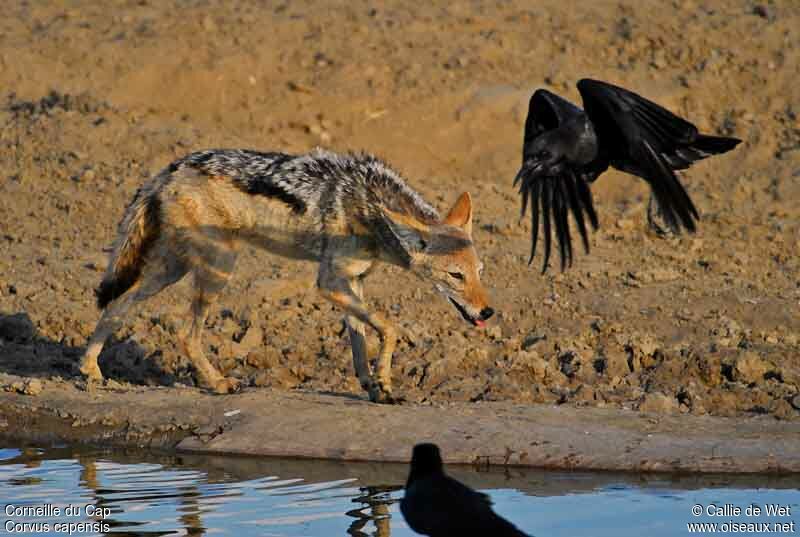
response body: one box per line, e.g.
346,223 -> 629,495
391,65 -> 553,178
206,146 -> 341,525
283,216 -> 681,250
0,311 -> 173,387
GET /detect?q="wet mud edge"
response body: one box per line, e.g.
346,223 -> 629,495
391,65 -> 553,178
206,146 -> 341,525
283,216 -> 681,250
0,375 -> 798,474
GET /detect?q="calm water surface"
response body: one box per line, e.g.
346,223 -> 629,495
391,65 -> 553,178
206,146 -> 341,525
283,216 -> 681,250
0,445 -> 797,536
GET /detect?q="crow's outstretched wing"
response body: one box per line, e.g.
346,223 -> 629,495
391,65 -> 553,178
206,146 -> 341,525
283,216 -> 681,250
516,80 -> 740,272
516,89 -> 599,272
576,78 -> 709,233
520,89 -> 584,156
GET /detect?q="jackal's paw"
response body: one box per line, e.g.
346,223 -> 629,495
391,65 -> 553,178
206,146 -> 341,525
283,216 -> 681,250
79,362 -> 104,382
368,381 -> 401,404
204,377 -> 242,395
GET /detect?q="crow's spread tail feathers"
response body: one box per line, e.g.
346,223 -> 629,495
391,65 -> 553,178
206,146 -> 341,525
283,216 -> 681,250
517,168 -> 598,273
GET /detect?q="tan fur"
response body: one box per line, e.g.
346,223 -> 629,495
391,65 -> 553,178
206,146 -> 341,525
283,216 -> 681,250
443,192 -> 473,234
95,179 -> 163,309
81,151 -> 492,402
405,194 -> 490,321
381,206 -> 432,234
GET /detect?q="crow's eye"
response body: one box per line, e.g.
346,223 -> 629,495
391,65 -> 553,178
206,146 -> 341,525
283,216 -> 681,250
536,150 -> 551,159
448,272 -> 465,281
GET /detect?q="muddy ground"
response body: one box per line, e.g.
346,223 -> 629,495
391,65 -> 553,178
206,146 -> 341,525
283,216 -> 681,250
0,0 -> 799,428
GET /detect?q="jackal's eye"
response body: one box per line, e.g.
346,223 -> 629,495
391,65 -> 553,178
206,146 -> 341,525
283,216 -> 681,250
448,271 -> 465,281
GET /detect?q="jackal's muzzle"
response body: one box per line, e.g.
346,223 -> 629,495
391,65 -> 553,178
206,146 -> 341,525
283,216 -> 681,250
448,297 -> 494,328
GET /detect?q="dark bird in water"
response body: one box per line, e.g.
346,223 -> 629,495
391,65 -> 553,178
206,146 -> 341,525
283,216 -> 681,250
400,443 -> 531,537
514,78 -> 741,272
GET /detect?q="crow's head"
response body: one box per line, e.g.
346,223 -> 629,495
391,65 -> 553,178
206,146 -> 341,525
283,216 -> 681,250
408,443 -> 444,481
519,132 -> 567,179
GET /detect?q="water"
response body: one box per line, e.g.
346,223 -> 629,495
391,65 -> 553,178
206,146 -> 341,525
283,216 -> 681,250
0,445 -> 797,536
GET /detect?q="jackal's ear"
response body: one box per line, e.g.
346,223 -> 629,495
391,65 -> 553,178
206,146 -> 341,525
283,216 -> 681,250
381,207 -> 430,256
444,192 -> 473,235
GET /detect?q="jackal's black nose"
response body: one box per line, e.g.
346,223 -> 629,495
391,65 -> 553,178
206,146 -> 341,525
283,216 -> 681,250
479,307 -> 494,321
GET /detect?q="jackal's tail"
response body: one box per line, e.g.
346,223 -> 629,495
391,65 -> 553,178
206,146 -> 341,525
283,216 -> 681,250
95,188 -> 161,309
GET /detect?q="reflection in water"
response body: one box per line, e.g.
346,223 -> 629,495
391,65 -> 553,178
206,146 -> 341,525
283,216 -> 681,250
347,486 -> 402,537
1,446 -> 798,537
1,447 -> 405,537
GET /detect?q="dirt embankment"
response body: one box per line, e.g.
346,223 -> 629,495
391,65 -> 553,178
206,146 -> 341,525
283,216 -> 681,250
2,377 -> 799,473
0,0 -> 798,454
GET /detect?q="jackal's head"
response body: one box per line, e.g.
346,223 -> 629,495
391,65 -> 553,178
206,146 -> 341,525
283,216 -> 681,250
382,192 -> 494,327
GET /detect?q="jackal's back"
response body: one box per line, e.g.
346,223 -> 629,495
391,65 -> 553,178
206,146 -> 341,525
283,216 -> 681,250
171,147 -> 440,226
95,148 -> 441,308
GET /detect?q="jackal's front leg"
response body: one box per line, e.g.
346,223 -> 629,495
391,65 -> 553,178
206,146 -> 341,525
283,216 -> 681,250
344,278 -> 373,393
318,273 -> 398,404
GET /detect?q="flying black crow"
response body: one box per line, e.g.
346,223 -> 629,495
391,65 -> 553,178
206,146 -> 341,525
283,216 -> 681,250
400,443 -> 531,537
514,78 -> 741,272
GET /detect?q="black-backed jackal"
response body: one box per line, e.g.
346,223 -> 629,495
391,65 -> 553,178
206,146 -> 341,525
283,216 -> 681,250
81,148 -> 494,403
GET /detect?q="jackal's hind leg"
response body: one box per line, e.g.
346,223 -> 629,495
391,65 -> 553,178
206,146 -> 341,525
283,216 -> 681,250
179,293 -> 240,394
80,296 -> 132,382
180,245 -> 240,395
81,257 -> 188,383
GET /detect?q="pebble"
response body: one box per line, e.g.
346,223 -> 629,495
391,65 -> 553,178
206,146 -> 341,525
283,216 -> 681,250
81,168 -> 96,181
105,379 -> 127,390
308,123 -> 332,143
202,15 -> 217,32
521,333 -> 546,350
485,325 -> 502,340
23,379 -> 43,396
734,352 -> 772,384
639,392 -> 680,415
752,5 -> 775,21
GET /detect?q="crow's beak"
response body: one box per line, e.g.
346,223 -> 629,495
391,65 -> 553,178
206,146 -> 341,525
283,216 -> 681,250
526,160 -> 545,175
514,160 -> 544,187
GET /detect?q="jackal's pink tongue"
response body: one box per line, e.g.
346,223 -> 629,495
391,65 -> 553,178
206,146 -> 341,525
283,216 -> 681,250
474,319 -> 486,328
